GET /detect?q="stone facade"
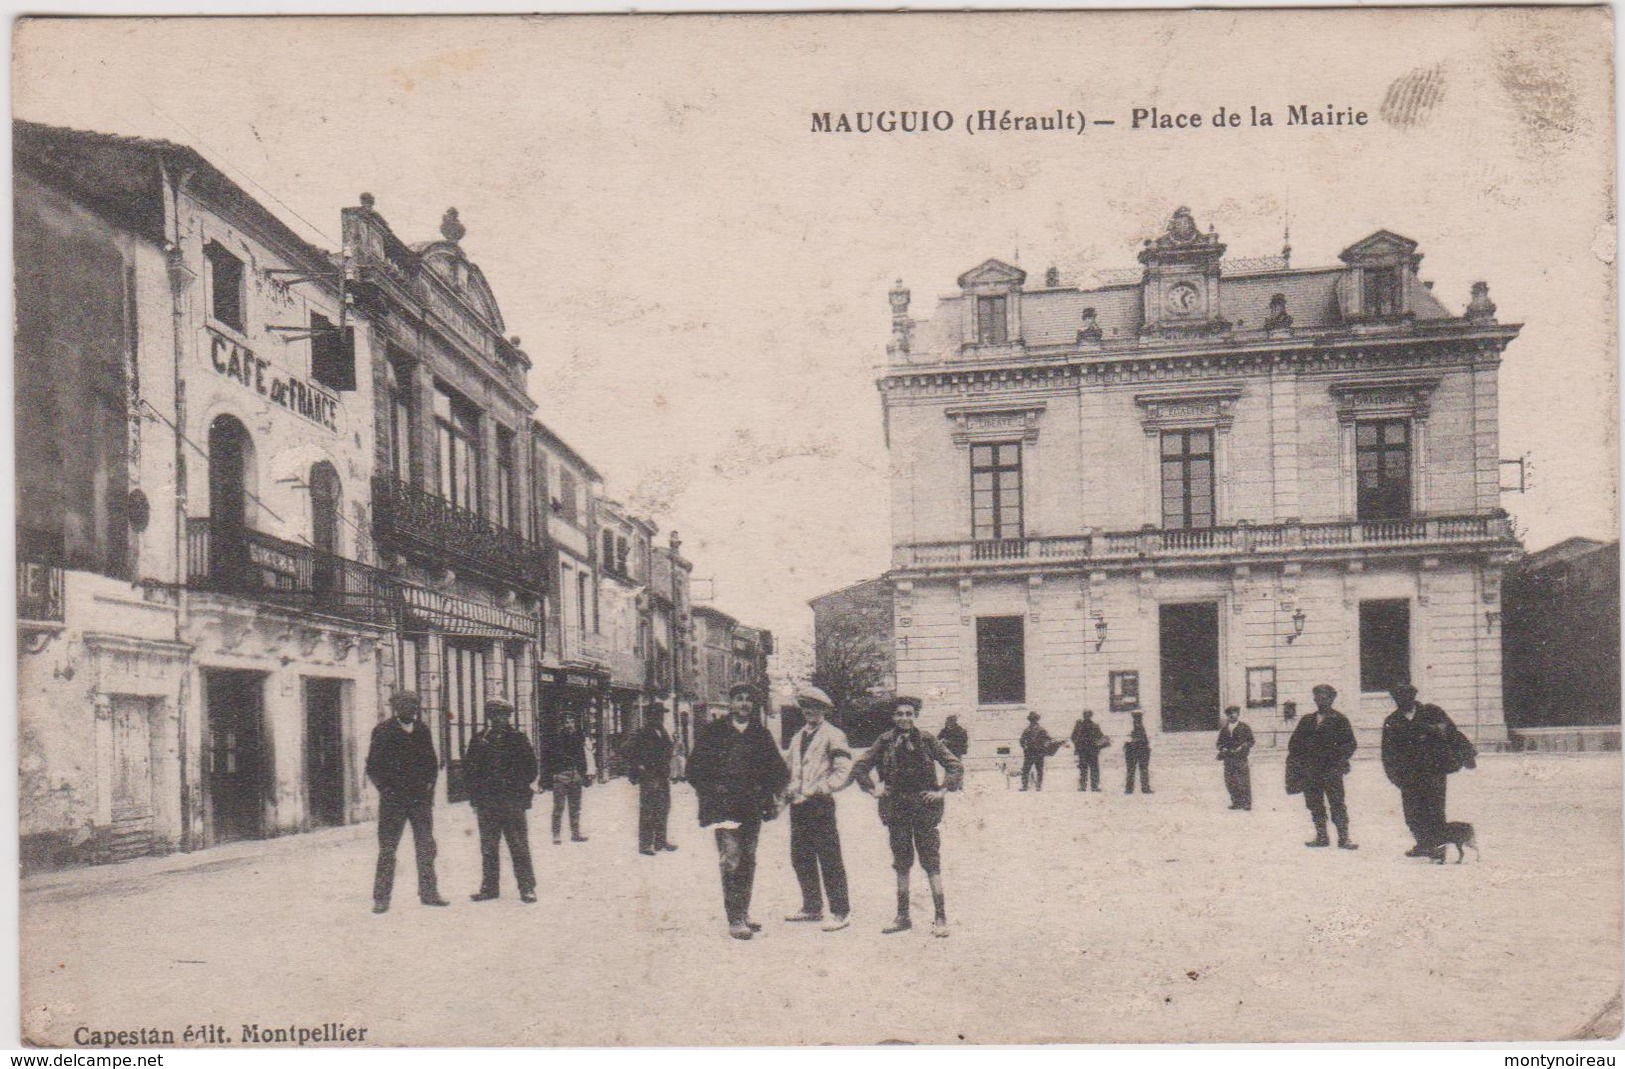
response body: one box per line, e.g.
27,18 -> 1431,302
881,208 -> 1521,759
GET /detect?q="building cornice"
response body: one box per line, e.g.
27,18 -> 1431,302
877,329 -> 1513,399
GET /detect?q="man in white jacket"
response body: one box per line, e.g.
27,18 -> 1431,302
782,685 -> 855,932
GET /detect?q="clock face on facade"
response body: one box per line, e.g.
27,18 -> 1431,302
1166,280 -> 1201,315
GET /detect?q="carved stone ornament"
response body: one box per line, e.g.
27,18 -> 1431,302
946,403 -> 1045,447
1135,386 -> 1243,435
1077,307 -> 1103,343
440,208 -> 466,244
331,632 -> 356,662
1328,375 -> 1440,424
1264,292 -> 1293,331
299,627 -> 325,658
1465,281 -> 1497,323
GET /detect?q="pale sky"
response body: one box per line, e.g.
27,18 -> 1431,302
13,10 -> 1616,655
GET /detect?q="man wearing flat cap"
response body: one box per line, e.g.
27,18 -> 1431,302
365,691 -> 450,913
852,695 -> 963,938
1286,684 -> 1359,850
686,682 -> 790,940
464,700 -> 539,903
781,685 -> 854,931
627,702 -> 678,856
1381,682 -> 1475,859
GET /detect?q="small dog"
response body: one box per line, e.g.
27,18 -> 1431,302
1432,822 -> 1479,864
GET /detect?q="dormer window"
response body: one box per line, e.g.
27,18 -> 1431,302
1363,266 -> 1402,318
977,296 -> 1009,345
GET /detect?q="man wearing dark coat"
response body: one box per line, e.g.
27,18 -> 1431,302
938,715 -> 969,759
852,696 -> 963,938
366,691 -> 450,913
1216,705 -> 1255,810
1018,712 -> 1057,791
541,711 -> 591,845
1124,712 -> 1153,794
464,700 -> 539,903
1381,682 -> 1474,858
1286,684 -> 1359,849
627,702 -> 678,856
1069,710 -> 1107,792
685,683 -> 790,940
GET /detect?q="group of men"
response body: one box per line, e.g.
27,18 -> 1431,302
1017,709 -> 1152,795
365,682 -> 965,939
1225,681 -> 1475,857
365,692 -> 603,913
685,683 -> 963,940
365,676 -> 1474,932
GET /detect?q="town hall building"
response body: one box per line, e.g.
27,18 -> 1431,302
880,207 -> 1521,758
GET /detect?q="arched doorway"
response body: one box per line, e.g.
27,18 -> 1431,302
207,415 -> 253,586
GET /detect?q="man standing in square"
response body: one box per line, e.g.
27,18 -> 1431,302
465,700 -> 539,903
366,691 -> 450,913
1018,712 -> 1055,791
1216,705 -> 1255,810
852,696 -> 963,938
686,683 -> 789,940
1286,684 -> 1359,850
627,702 -> 678,856
781,685 -> 854,932
1381,682 -> 1474,858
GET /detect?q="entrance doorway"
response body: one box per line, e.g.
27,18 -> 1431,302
203,669 -> 267,842
108,695 -> 159,859
1160,602 -> 1221,733
304,677 -> 346,828
442,638 -> 488,803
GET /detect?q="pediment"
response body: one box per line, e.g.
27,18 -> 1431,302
1339,230 -> 1420,265
419,245 -> 506,334
957,259 -> 1027,290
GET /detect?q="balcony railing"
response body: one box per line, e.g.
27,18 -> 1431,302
372,475 -> 549,594
187,519 -> 397,627
18,559 -> 65,623
893,513 -> 1515,570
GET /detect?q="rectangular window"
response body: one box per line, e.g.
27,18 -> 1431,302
205,241 -> 244,332
495,426 -> 516,530
975,615 -> 1025,705
557,467 -> 579,524
388,354 -> 415,484
602,530 -> 617,573
1359,599 -> 1411,693
1356,419 -> 1412,522
434,385 -> 481,514
1362,266 -> 1402,317
309,312 -> 356,392
970,442 -> 1023,541
577,571 -> 589,634
977,295 -> 1008,345
616,537 -> 629,576
1161,429 -> 1215,530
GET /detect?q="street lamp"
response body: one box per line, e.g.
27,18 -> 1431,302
1094,618 -> 1109,651
1287,608 -> 1307,644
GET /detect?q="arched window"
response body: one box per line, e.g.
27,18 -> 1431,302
309,461 -> 342,598
309,462 -> 341,557
207,416 -> 254,585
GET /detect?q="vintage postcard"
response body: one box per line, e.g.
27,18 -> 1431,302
12,8 -> 1619,1048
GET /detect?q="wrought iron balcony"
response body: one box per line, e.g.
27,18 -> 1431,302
17,558 -> 65,624
372,475 -> 549,594
893,513 -> 1517,571
186,519 -> 398,627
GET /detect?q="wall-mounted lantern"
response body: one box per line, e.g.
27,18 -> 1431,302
1094,618 -> 1109,651
1287,608 -> 1307,644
